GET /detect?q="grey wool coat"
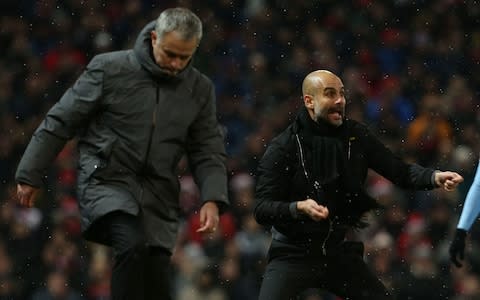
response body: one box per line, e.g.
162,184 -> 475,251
15,21 -> 229,251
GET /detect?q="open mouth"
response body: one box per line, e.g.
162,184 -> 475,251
329,108 -> 344,119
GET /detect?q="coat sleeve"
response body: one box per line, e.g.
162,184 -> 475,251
254,140 -> 297,226
186,79 -> 229,208
360,124 -> 436,190
15,55 -> 105,187
457,160 -> 480,230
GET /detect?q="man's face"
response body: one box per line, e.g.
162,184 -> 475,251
151,30 -> 198,76
311,78 -> 346,127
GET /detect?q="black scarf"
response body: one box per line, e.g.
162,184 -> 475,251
296,107 -> 380,228
296,107 -> 346,201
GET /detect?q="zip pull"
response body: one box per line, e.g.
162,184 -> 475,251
348,137 -> 355,160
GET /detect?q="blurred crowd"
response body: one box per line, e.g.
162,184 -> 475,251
1,0 -> 480,299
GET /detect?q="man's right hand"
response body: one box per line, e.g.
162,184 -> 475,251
297,199 -> 329,221
449,228 -> 467,268
16,183 -> 40,208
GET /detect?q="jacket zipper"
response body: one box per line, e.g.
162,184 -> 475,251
321,218 -> 333,255
295,134 -> 333,255
295,134 -> 309,180
144,85 -> 159,166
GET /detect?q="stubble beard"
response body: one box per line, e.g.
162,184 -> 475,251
314,109 -> 343,127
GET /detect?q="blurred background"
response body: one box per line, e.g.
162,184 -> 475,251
1,0 -> 480,299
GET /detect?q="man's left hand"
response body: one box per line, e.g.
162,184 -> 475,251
434,171 -> 464,191
196,201 -> 220,233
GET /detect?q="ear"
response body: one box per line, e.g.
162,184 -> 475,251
151,31 -> 157,46
304,95 -> 314,109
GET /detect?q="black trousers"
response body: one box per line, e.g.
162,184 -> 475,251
258,240 -> 393,300
90,211 -> 173,300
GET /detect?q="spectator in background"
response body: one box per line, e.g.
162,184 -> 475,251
452,273 -> 480,300
14,7 -> 228,300
31,270 -> 84,300
364,230 -> 401,293
0,241 -> 20,299
177,265 -> 227,300
366,76 -> 414,148
395,243 -> 453,300
405,94 -> 453,166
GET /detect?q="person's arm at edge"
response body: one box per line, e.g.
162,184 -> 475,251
457,161 -> 480,231
448,161 -> 480,267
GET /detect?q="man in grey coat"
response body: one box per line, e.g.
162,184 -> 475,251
15,7 -> 228,300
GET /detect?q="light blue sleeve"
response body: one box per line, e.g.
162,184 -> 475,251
458,161 -> 480,230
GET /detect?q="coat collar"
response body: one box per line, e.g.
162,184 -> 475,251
133,20 -> 193,82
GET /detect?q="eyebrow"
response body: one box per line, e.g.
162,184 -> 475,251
323,87 -> 344,93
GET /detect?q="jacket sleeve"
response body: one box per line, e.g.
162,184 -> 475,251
254,140 -> 297,226
186,79 -> 229,208
15,55 -> 105,187
360,124 -> 436,190
457,160 -> 480,230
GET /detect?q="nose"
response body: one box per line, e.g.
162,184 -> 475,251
170,58 -> 183,70
335,96 -> 346,105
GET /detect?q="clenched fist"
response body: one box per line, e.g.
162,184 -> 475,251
297,199 -> 329,221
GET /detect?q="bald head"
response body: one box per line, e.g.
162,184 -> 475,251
302,70 -> 346,127
302,70 -> 340,97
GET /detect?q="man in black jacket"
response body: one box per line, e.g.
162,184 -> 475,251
15,7 -> 228,300
254,70 -> 463,299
